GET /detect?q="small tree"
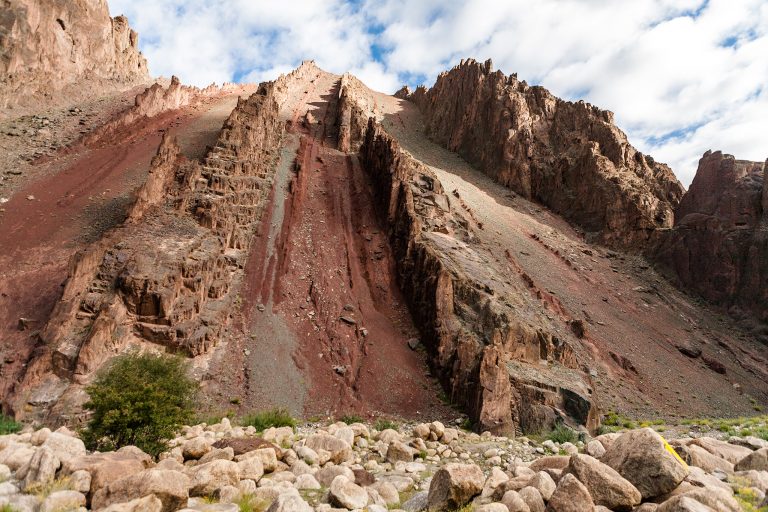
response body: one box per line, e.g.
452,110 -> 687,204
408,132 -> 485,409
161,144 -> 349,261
81,352 -> 198,457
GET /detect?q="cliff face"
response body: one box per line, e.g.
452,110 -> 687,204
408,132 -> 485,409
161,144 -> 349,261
403,59 -> 685,247
653,151 -> 768,328
0,0 -> 148,111
11,82 -> 284,423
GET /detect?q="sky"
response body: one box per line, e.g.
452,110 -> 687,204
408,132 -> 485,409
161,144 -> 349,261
109,0 -> 768,186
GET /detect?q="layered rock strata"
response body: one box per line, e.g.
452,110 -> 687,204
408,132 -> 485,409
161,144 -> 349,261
356,114 -> 597,434
400,59 -> 684,246
0,0 -> 149,112
653,151 -> 768,327
11,82 -> 285,423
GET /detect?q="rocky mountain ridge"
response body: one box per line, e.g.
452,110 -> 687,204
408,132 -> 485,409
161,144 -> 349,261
0,0 -> 766,445
0,0 -> 149,115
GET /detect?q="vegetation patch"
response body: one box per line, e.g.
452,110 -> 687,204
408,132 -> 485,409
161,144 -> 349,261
241,408 -> 297,432
0,414 -> 21,435
80,352 -> 198,457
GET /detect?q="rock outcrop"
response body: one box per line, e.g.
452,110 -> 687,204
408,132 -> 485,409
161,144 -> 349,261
10,80 -> 285,423
400,59 -> 684,247
0,0 -> 149,113
652,151 -> 768,327
357,114 -> 597,434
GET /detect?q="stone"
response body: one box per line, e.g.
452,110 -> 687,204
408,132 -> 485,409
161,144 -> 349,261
501,490 -> 531,512
296,446 -> 319,465
475,504 -> 508,512
674,488 -> 740,512
199,447 -> 235,464
92,469 -> 190,512
70,469 -> 92,493
63,450 -> 152,495
565,454 -> 641,511
427,463 -> 484,511
237,456 -> 265,481
527,472 -> 556,501
369,481 -> 400,505
402,491 -> 429,512
414,424 -> 431,439
601,428 -> 689,499
23,446 -> 60,489
188,460 -> 241,496
265,492 -> 313,512
316,465 -> 355,487
545,473 -> 594,512
656,496 -> 716,512
586,440 -> 606,458
481,467 -> 510,498
388,441 -> 415,463
528,456 -> 569,472
102,494 -> 164,512
677,444 -> 734,473
735,448 -> 768,472
329,475 -> 369,510
237,448 -> 278,472
183,437 -> 213,460
295,474 -> 321,490
518,487 -> 545,512
213,438 -> 280,457
304,434 -> 352,464
40,490 -> 86,512
41,432 -> 86,464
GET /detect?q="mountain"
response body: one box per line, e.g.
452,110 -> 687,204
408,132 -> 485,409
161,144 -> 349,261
0,1 -> 765,435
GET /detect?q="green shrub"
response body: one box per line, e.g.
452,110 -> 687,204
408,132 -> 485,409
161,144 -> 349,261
340,414 -> 363,425
236,493 -> 271,512
0,414 -> 21,435
547,423 -> 578,444
0,505 -> 19,512
375,418 -> 398,431
80,352 -> 198,457
241,408 -> 296,432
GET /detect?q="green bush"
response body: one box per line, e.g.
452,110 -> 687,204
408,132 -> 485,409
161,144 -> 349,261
241,408 -> 296,432
547,423 -> 578,444
80,352 -> 198,457
375,418 -> 398,431
340,414 -> 363,425
0,414 -> 21,435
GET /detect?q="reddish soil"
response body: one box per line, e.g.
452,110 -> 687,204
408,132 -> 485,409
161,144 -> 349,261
372,94 -> 768,420
0,91 -> 247,402
201,70 -> 455,422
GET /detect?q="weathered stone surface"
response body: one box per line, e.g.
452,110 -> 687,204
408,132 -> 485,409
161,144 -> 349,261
187,460 -> 240,497
63,449 -> 151,496
501,490 -> 531,512
0,0 -> 149,112
545,473 -> 594,512
653,151 -> 768,324
102,494 -> 164,512
387,441 -> 415,462
601,428 -> 689,499
237,456 -> 264,481
329,475 -> 369,510
427,463 -> 484,511
403,58 -> 683,247
265,492 -> 313,512
565,454 -> 641,511
92,468 -> 190,512
735,447 -> 768,471
657,496 -> 715,512
304,435 -> 352,464
518,487 -> 545,512
22,446 -> 60,489
39,490 -> 86,512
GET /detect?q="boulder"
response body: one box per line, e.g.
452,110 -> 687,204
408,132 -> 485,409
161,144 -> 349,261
657,495 -> 716,511
735,448 -> 768,472
586,440 -> 606,458
501,490 -> 531,512
387,441 -> 415,463
213,437 -> 280,457
529,456 -> 569,472
236,455 -> 264,482
183,437 -> 212,460
329,475 -> 369,510
23,446 -> 60,489
475,504 -> 508,512
545,473 -> 594,512
303,434 -> 352,464
528,472 -> 556,501
295,473 -> 321,490
188,460 -> 240,496
369,481 -> 400,505
41,432 -> 86,464
427,463 -> 484,511
265,492 -> 313,512
677,444 -> 734,473
236,447 -> 278,472
102,494 -> 164,512
39,490 -> 86,512
199,447 -> 235,464
63,450 -> 151,496
316,465 -> 355,487
601,428 -> 688,499
691,437 -> 751,464
518,487 -> 545,512
92,469 -> 190,512
565,454 -> 641,511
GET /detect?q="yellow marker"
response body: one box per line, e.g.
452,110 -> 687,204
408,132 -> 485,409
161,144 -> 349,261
661,435 -> 688,468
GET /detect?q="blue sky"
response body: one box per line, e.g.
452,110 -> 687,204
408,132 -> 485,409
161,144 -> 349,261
109,0 -> 768,186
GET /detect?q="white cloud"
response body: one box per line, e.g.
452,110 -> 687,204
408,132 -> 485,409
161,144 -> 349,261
109,0 -> 768,186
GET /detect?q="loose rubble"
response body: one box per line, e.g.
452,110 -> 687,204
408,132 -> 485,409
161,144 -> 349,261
1,420 -> 767,511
